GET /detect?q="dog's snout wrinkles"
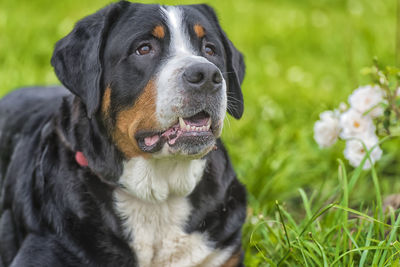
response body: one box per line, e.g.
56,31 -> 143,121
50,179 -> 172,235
183,63 -> 222,92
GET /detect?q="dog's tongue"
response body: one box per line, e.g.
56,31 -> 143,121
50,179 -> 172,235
143,127 -> 180,147
144,135 -> 160,146
161,127 -> 182,145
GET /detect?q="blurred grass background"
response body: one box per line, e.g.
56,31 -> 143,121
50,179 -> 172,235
2,0 -> 400,265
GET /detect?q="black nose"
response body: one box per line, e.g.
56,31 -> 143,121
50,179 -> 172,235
182,63 -> 222,92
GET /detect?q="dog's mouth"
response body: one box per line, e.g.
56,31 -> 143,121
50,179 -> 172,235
135,111 -> 215,154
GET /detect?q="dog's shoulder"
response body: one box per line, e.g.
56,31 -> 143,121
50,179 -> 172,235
187,140 -> 247,248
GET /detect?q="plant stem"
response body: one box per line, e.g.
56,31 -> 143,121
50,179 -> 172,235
396,0 -> 400,66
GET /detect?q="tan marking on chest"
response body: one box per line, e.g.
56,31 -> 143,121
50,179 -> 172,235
221,250 -> 242,267
113,80 -> 158,158
102,87 -> 111,116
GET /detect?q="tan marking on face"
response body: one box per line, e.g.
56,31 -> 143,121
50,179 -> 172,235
113,80 -> 158,158
194,24 -> 205,38
152,25 -> 165,39
102,87 -> 111,116
221,250 -> 242,267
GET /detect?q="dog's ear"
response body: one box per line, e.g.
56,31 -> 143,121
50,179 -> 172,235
195,4 -> 245,119
222,35 -> 245,119
51,1 -> 130,119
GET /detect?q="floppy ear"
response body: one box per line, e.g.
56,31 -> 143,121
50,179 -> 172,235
51,1 -> 130,119
196,4 -> 245,119
221,34 -> 245,119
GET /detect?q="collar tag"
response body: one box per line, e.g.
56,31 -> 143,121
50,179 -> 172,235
75,151 -> 88,167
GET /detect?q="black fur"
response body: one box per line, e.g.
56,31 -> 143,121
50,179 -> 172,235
51,1 -> 131,119
194,4 -> 245,119
0,2 -> 247,266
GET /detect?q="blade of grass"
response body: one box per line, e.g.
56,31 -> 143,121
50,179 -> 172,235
380,209 -> 400,266
321,224 -> 342,243
359,221 -> 374,267
338,159 -> 349,210
333,205 -> 392,228
331,245 -> 391,265
334,227 -> 342,263
293,241 -> 322,266
296,238 -> 310,267
310,234 -> 330,267
298,203 -> 336,238
384,240 -> 400,266
249,221 -> 274,263
298,240 -> 323,266
280,208 -> 300,234
371,240 -> 386,265
276,201 -> 292,266
299,188 -> 313,220
343,224 -> 361,256
338,160 -> 349,265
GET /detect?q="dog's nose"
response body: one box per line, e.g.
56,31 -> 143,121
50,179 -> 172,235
182,63 -> 222,92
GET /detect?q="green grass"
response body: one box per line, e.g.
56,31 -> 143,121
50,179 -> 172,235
2,0 -> 400,265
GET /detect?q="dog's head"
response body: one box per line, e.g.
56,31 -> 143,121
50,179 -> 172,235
51,2 -> 245,159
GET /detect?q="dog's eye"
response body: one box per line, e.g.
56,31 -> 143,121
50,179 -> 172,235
204,44 -> 215,56
136,44 -> 152,55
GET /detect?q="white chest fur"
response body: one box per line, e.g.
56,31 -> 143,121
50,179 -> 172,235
114,157 -> 233,267
118,157 -> 206,203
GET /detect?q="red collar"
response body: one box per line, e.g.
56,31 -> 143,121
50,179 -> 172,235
75,151 -> 88,167
73,151 -> 120,190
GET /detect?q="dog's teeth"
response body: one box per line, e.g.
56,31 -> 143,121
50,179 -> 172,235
179,117 -> 186,130
179,118 -> 212,132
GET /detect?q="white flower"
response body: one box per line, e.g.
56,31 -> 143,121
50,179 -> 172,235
338,102 -> 348,112
348,85 -> 384,118
343,134 -> 382,170
314,110 -> 341,148
339,109 -> 375,139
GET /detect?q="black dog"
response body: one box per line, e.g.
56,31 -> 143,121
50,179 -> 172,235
0,2 -> 246,266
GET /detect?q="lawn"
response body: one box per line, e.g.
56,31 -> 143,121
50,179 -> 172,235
2,0 -> 400,265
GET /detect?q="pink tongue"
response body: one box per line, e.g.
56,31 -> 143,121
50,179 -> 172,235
161,126 -> 182,145
144,135 -> 160,146
161,127 -> 176,137
167,130 -> 182,145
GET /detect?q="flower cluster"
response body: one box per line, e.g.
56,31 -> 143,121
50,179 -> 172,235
314,85 -> 384,170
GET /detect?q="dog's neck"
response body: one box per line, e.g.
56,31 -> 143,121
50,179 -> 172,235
118,157 -> 206,203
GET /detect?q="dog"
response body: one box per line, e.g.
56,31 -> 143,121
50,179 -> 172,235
0,2 -> 247,266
